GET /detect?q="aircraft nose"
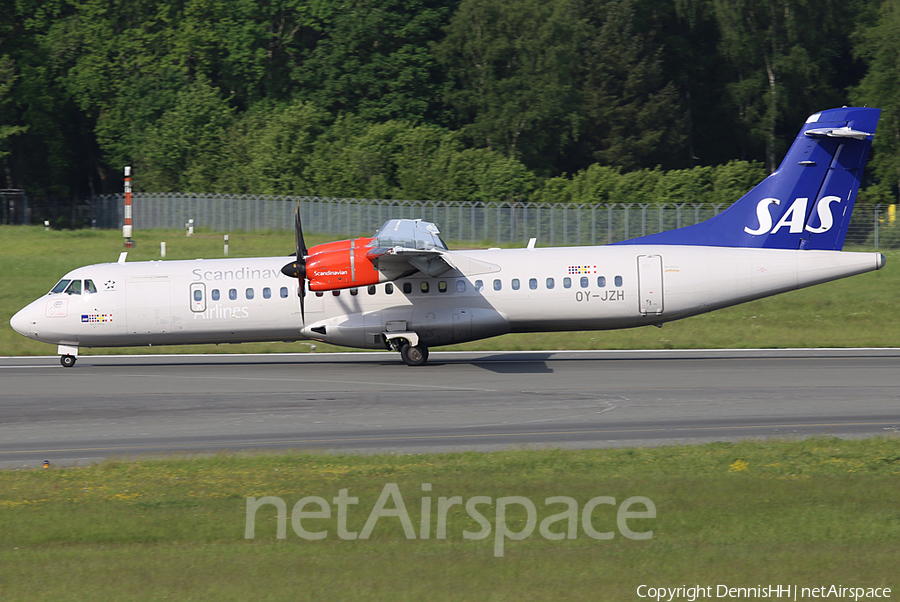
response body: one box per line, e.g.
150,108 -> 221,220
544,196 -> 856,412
10,306 -> 34,337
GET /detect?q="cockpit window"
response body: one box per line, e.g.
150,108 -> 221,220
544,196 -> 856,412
64,280 -> 82,295
50,279 -> 71,294
84,279 -> 97,294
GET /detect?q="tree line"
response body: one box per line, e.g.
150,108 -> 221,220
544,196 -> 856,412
2,0 -> 900,208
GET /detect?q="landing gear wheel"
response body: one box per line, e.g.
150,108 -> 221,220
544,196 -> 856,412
60,355 -> 76,368
399,343 -> 429,366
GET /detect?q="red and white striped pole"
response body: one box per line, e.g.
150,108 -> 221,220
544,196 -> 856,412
123,166 -> 133,248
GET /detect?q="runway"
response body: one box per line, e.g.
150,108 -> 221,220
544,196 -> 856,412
2,349 -> 899,467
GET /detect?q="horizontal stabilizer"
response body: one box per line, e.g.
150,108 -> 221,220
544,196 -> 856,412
805,126 -> 872,140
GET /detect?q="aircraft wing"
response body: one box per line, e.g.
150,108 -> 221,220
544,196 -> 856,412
366,247 -> 501,280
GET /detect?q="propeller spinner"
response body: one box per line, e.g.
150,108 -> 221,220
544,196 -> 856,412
281,203 -> 309,322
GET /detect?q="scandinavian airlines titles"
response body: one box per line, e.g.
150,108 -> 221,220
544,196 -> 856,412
192,266 -> 287,282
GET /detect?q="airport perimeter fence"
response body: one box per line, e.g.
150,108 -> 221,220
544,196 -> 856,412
1,189 -> 29,225
87,192 -> 896,249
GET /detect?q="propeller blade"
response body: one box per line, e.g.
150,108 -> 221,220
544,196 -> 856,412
295,202 -> 307,324
281,201 -> 309,324
299,283 -> 305,323
295,202 -> 308,259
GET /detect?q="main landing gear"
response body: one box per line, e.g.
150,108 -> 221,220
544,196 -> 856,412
385,333 -> 429,366
399,343 -> 429,367
60,355 -> 77,368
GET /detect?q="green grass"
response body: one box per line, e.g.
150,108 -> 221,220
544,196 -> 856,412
1,225 -> 898,356
1,438 -> 898,600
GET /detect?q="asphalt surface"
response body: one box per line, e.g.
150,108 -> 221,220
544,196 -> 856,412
2,349 -> 899,467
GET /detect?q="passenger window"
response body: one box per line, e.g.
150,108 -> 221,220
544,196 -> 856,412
615,275 -> 623,287
350,288 -> 358,296
65,280 -> 82,295
493,279 -> 502,291
84,279 -> 97,294
246,288 -> 254,300
529,278 -> 537,290
475,280 -> 484,292
457,280 -> 466,293
193,289 -> 203,302
280,287 -> 288,298
512,278 -> 520,290
315,291 -> 324,297
580,277 -> 589,288
385,283 -> 394,294
332,290 -> 341,296
263,287 -> 271,299
368,285 -> 376,295
546,278 -> 555,290
403,282 -> 412,294
438,281 -> 447,293
597,276 -> 606,288
51,279 -> 71,294
213,289 -> 221,301
563,277 -> 572,289
421,282 -> 429,293
229,288 -> 237,300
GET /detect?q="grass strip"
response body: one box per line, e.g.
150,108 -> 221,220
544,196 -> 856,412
1,438 -> 898,600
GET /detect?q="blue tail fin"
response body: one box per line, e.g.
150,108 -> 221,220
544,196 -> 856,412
615,107 -> 880,250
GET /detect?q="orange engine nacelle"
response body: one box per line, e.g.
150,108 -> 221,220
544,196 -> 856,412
306,237 -> 380,291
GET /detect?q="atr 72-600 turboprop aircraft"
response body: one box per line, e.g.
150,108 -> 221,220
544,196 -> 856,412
9,107 -> 887,367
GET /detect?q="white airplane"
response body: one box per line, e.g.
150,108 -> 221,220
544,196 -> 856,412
9,107 -> 886,367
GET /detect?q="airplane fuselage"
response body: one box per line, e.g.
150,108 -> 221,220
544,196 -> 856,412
11,245 -> 884,353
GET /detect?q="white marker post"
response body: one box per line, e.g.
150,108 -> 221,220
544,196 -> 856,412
224,234 -> 229,256
123,166 -> 134,248
160,241 -> 166,258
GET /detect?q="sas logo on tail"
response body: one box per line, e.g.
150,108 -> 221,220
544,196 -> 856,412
744,196 -> 841,236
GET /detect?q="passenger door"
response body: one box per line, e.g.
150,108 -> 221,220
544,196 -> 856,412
126,277 -> 172,334
637,255 -> 664,316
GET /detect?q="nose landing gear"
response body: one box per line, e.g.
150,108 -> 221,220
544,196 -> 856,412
58,344 -> 78,368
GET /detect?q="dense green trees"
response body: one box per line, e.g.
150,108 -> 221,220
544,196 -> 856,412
437,0 -> 584,172
578,0 -> 684,172
712,0 -> 860,171
295,0 -> 456,122
531,160 -> 765,205
852,0 -> 900,199
0,0 -> 897,208
0,57 -> 26,166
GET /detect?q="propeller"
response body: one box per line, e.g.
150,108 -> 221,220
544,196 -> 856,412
281,202 -> 309,322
